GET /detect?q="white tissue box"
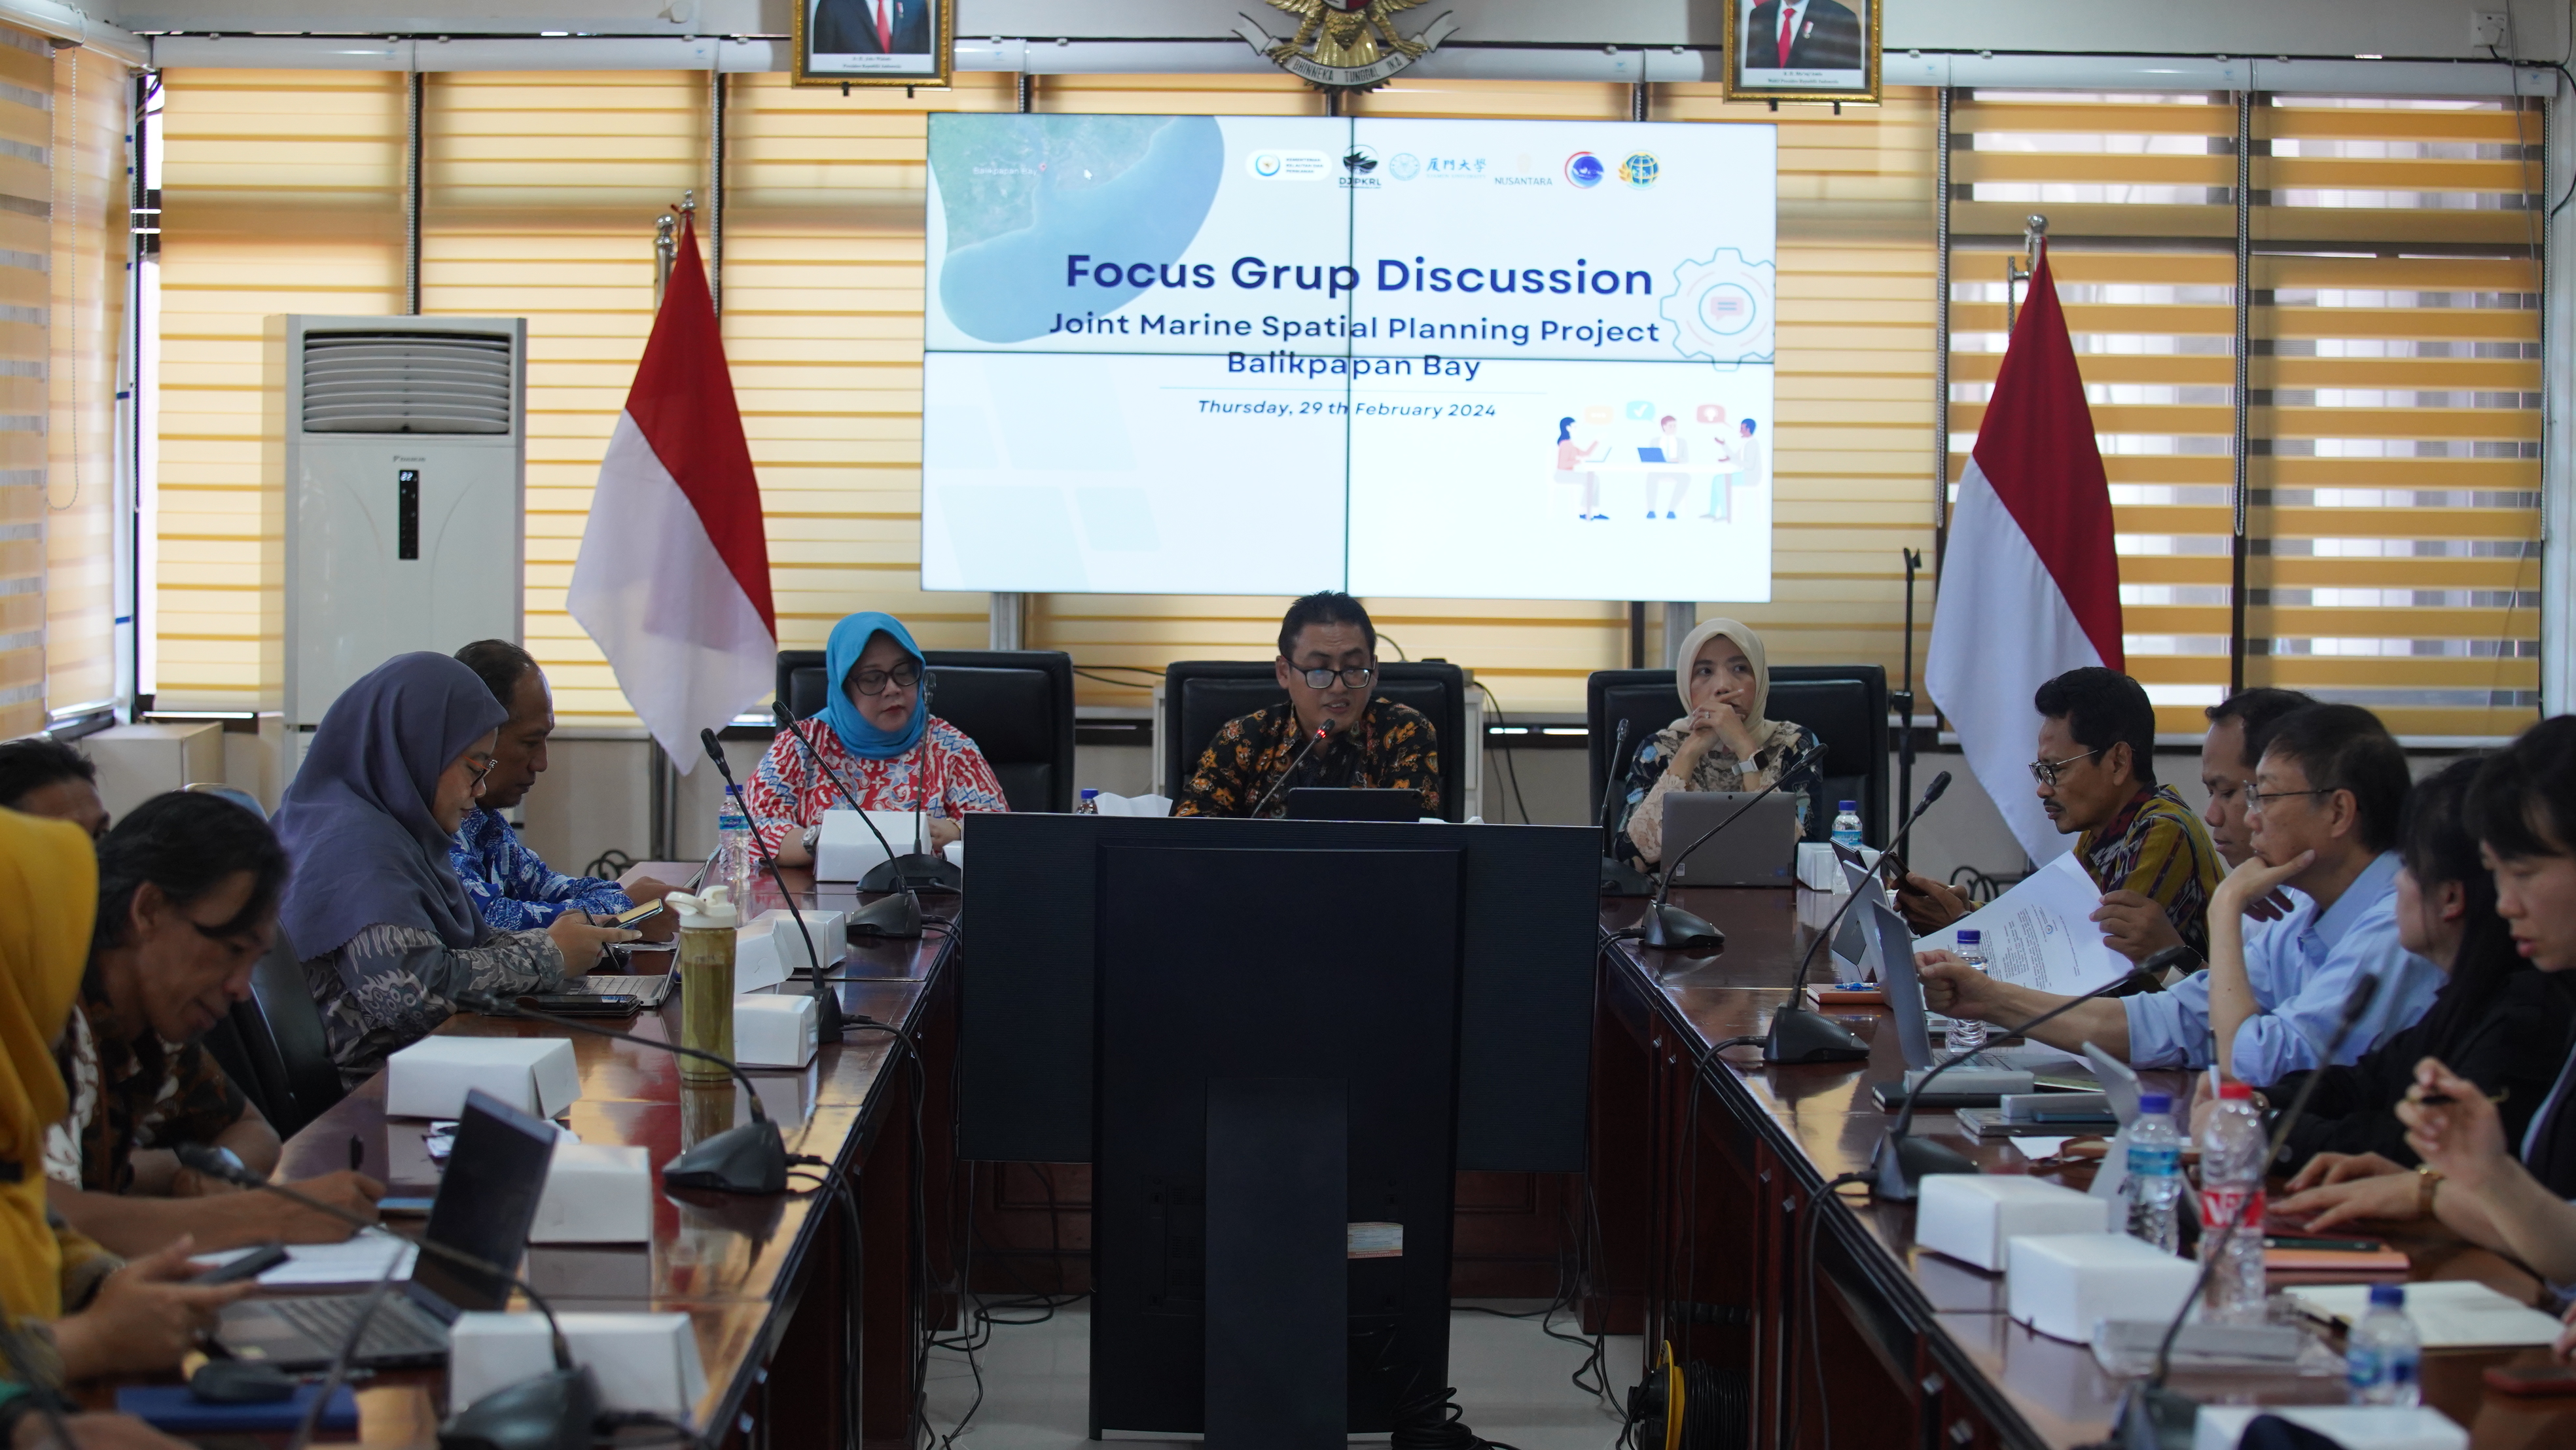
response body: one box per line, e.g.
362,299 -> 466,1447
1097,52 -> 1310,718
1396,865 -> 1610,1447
448,1311 -> 709,1423
1796,841 -> 1880,891
734,993 -> 819,1068
386,1036 -> 579,1120
1916,1175 -> 2114,1272
527,1141 -> 652,1244
2005,1232 -> 2198,1342
814,808 -> 927,881
2191,1406 -> 2465,1450
730,907 -> 846,992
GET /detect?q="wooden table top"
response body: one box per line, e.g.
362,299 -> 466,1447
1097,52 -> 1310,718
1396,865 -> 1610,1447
1601,884 -> 2576,1449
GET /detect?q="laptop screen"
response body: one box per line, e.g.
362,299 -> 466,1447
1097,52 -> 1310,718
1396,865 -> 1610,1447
1865,900 -> 1937,1071
408,1088 -> 558,1319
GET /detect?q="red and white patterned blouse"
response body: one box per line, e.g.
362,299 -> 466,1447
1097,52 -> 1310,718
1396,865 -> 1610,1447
743,715 -> 1011,855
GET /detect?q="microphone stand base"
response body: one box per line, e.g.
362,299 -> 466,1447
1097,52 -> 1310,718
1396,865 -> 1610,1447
849,891 -> 923,942
1640,902 -> 1725,953
438,1365 -> 600,1450
1761,1006 -> 1870,1064
2111,1381 -> 2200,1450
1600,857 -> 1654,897
1867,1129 -> 1976,1201
663,1121 -> 788,1194
811,980 -> 847,1045
861,853 -> 961,895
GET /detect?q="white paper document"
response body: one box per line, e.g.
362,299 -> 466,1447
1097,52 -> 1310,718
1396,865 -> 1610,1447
1090,792 -> 1172,818
1915,851 -> 2130,997
2286,1281 -> 2564,1348
243,1232 -> 420,1288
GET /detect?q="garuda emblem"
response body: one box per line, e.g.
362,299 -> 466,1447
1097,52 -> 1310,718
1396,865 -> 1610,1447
1236,0 -> 1460,91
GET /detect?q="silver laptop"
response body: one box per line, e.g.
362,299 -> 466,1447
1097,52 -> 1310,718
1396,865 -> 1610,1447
1659,791 -> 1799,887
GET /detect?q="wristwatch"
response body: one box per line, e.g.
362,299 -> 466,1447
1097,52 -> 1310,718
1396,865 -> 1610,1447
800,823 -> 822,855
2416,1164 -> 2444,1218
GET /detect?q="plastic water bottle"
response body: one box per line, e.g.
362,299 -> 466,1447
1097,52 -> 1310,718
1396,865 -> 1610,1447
1831,800 -> 1863,850
2346,1284 -> 2422,1406
2123,1091 -> 2185,1254
716,803 -> 755,902
1945,930 -> 1990,1055
2198,1081 -> 2271,1323
1077,788 -> 1101,815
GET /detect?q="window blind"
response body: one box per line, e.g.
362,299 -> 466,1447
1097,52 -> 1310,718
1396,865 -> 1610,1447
0,27 -> 50,736
2248,95 -> 2541,741
46,41 -> 128,722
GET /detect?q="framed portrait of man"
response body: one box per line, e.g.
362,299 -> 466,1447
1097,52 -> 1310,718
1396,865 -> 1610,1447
794,0 -> 954,87
1723,0 -> 1880,105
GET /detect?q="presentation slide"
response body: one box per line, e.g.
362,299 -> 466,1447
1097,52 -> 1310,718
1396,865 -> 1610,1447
920,114 -> 1777,601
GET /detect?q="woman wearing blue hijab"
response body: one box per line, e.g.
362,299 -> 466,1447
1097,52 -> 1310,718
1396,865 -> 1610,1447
751,612 -> 1010,866
273,653 -> 636,1084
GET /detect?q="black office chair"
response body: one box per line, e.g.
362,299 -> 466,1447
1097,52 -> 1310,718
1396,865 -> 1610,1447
221,928 -> 344,1141
1156,660 -> 1471,822
1586,663 -> 1890,845
775,648 -> 1077,814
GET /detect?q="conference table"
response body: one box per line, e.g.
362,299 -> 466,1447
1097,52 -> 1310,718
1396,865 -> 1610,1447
244,862 -> 955,1449
1593,883 -> 2576,1450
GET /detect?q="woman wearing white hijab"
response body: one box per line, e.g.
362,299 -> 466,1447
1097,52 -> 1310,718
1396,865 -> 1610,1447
1615,618 -> 1823,867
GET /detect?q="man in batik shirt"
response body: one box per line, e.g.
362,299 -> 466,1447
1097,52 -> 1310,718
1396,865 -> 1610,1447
1177,592 -> 1440,821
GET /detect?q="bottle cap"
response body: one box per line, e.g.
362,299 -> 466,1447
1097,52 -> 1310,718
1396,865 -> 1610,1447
1838,800 -> 1857,811
1958,930 -> 1981,946
1081,788 -> 1100,800
2218,1081 -> 2254,1101
2137,1092 -> 2171,1114
2369,1283 -> 2405,1309
667,884 -> 739,930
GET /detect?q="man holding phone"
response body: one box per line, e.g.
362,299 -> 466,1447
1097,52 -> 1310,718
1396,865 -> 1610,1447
450,641 -> 679,942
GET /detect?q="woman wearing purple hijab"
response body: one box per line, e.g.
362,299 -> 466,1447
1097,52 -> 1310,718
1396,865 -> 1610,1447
272,653 -> 636,1085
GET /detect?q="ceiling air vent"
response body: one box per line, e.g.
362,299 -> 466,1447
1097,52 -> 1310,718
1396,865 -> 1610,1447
300,331 -> 514,434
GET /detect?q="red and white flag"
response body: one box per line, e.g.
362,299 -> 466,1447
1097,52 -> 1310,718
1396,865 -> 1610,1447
1925,243 -> 2122,863
567,213 -> 775,770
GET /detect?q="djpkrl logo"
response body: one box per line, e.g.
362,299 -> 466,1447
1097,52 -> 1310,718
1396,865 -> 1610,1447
1564,151 -> 1605,188
1251,152 -> 1283,178
1619,152 -> 1660,188
1340,144 -> 1380,187
1388,152 -> 1422,181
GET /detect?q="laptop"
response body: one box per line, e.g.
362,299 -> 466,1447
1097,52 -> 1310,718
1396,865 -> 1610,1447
216,1089 -> 557,1369
1659,792 -> 1798,887
1864,900 -> 2041,1111
1285,788 -> 1422,822
1638,446 -> 1669,463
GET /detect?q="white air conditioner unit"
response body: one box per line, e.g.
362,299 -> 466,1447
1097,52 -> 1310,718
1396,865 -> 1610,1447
265,315 -> 528,782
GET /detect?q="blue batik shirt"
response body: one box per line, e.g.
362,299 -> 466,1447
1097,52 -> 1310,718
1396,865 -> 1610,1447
449,807 -> 632,931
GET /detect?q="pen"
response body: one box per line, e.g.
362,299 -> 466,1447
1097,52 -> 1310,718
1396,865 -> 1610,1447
348,1134 -> 364,1173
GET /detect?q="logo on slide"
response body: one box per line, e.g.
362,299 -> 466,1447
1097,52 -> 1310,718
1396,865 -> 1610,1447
1564,151 -> 1605,188
1618,152 -> 1660,188
1662,248 -> 1778,368
1251,152 -> 1283,177
1388,151 -> 1422,181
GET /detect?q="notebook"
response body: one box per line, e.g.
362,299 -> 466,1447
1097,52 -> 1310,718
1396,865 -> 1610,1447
2285,1281 -> 2563,1347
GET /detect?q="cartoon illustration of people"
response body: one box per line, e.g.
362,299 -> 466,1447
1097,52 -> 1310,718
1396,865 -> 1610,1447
1554,416 -> 1609,520
1643,415 -> 1691,519
1711,417 -> 1763,520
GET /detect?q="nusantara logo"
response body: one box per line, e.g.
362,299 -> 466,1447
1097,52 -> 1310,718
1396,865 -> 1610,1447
1564,150 -> 1605,188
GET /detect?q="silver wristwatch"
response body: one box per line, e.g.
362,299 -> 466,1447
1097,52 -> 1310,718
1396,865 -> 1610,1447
800,823 -> 823,854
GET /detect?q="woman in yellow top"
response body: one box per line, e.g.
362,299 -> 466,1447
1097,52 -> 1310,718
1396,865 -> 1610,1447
2,806 -> 243,1444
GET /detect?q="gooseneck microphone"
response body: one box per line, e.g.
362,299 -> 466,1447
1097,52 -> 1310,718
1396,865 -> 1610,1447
1763,769 -> 1952,1064
700,729 -> 852,1043
1596,720 -> 1655,896
1638,740 -> 1831,952
2116,972 -> 2384,1450
170,1144 -> 596,1450
1247,718 -> 1336,819
766,703 -> 929,941
454,989 -> 787,1194
1867,946 -> 2184,1201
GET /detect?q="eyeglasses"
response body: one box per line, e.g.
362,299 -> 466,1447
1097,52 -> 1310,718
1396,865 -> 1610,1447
2245,785 -> 2334,813
463,754 -> 497,789
1297,665 -> 1375,690
850,663 -> 923,696
2028,748 -> 2100,788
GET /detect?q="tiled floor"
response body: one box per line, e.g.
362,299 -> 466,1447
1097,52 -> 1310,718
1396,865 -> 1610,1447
921,1299 -> 1645,1448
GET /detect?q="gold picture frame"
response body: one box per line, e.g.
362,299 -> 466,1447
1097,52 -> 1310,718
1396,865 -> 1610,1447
1721,0 -> 1882,106
792,0 -> 956,88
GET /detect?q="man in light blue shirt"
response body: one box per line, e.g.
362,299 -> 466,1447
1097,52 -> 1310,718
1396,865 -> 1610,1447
1920,699 -> 2437,1083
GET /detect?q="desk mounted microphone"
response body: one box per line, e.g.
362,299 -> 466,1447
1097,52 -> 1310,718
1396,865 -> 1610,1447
1868,946 -> 2182,1201
1596,718 -> 1653,896
1247,718 -> 1334,819
2115,971 -> 2382,1450
1638,740 -> 1831,952
699,730 -> 852,1046
1764,769 -> 1952,1064
454,989 -> 789,1194
766,702 -> 954,907
171,1143 -> 601,1450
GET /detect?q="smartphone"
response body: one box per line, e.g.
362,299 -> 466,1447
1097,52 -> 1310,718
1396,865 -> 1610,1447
609,899 -> 665,929
2483,1364 -> 2576,1396
516,993 -> 643,1017
377,1196 -> 436,1217
190,1243 -> 288,1286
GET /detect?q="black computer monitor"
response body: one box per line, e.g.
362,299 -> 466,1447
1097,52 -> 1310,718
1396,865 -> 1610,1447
1283,787 -> 1420,822
957,813 -> 1597,1172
